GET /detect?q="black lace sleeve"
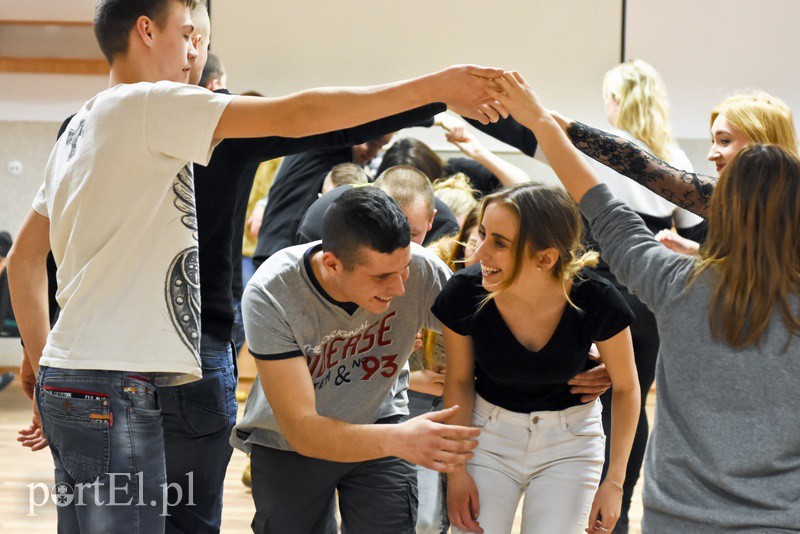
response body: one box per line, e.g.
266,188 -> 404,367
566,121 -> 716,218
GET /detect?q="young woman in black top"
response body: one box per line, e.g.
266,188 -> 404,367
432,183 -> 640,534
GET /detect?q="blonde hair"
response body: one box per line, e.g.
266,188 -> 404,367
374,165 -> 435,216
190,0 -> 210,43
710,91 -> 798,156
695,144 -> 800,348
479,183 -> 598,306
433,173 -> 478,221
603,59 -> 675,162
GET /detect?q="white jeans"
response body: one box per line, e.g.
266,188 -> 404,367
453,396 -> 605,534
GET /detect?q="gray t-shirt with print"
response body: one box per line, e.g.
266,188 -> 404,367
231,241 -> 449,453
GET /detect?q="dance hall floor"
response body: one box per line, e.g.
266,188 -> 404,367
0,376 -> 652,533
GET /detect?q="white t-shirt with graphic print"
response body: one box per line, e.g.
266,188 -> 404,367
32,81 -> 233,386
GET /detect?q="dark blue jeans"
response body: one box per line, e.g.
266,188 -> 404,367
157,340 -> 238,534
37,367 -> 166,534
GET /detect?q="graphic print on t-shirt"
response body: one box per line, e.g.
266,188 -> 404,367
304,311 -> 399,391
65,119 -> 85,161
165,164 -> 201,355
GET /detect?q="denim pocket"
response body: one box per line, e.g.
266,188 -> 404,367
126,378 -> 162,423
566,415 -> 605,437
39,386 -> 111,483
175,360 -> 235,437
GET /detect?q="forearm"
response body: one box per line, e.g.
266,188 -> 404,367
522,115 -> 600,202
7,255 -> 50,371
471,146 -> 530,186
465,115 -> 538,156
282,412 -> 399,462
218,76 -> 439,140
240,103 -> 445,163
443,377 -> 475,428
566,121 -> 714,217
605,387 -> 640,483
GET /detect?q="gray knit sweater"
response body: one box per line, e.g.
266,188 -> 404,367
581,184 -> 800,533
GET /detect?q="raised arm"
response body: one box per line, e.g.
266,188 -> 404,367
214,65 -> 505,139
561,119 -> 715,218
257,356 -> 478,471
440,115 -> 531,187
231,103 -> 446,165
489,72 -> 694,309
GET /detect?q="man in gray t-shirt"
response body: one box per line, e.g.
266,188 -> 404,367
232,187 -> 480,533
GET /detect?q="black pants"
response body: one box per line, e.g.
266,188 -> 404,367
599,287 -> 659,531
249,417 -> 417,534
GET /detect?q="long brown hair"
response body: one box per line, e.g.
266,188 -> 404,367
696,144 -> 800,347
479,183 -> 598,304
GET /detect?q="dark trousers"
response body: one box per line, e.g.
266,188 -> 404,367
600,289 -> 659,533
157,340 -> 238,534
249,417 -> 417,534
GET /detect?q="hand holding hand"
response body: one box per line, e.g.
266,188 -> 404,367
484,71 -> 548,127
447,468 -> 483,533
435,65 -> 508,125
585,480 -> 623,533
392,405 -> 479,473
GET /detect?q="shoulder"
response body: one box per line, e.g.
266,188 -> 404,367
572,269 -> 628,308
572,269 -> 635,322
441,264 -> 484,301
248,243 -> 313,293
409,242 -> 452,280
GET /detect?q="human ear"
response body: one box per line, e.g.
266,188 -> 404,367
134,16 -> 155,46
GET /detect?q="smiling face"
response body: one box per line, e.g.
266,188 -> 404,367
708,113 -> 752,174
337,245 -> 412,314
474,202 -> 519,291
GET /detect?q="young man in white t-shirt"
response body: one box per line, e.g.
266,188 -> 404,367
7,0 -> 505,530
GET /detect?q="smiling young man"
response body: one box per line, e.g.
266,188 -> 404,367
233,187 -> 478,533
7,0 -> 505,530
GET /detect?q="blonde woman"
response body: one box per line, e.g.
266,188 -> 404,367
491,70 -> 800,533
433,183 -> 640,534
433,173 -> 479,227
555,89 -> 798,218
654,90 -> 799,253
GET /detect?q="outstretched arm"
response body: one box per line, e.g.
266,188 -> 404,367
257,356 -> 478,471
215,65 -> 505,139
560,118 -> 716,218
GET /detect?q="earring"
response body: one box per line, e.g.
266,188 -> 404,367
536,266 -> 542,272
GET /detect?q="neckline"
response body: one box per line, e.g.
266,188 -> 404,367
302,244 -> 360,316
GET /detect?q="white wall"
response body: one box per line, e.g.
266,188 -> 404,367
211,0 -> 623,152
626,0 -> 800,139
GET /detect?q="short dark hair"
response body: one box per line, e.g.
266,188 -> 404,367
94,0 -> 197,63
322,187 -> 410,269
376,137 -> 443,181
200,52 -> 225,88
